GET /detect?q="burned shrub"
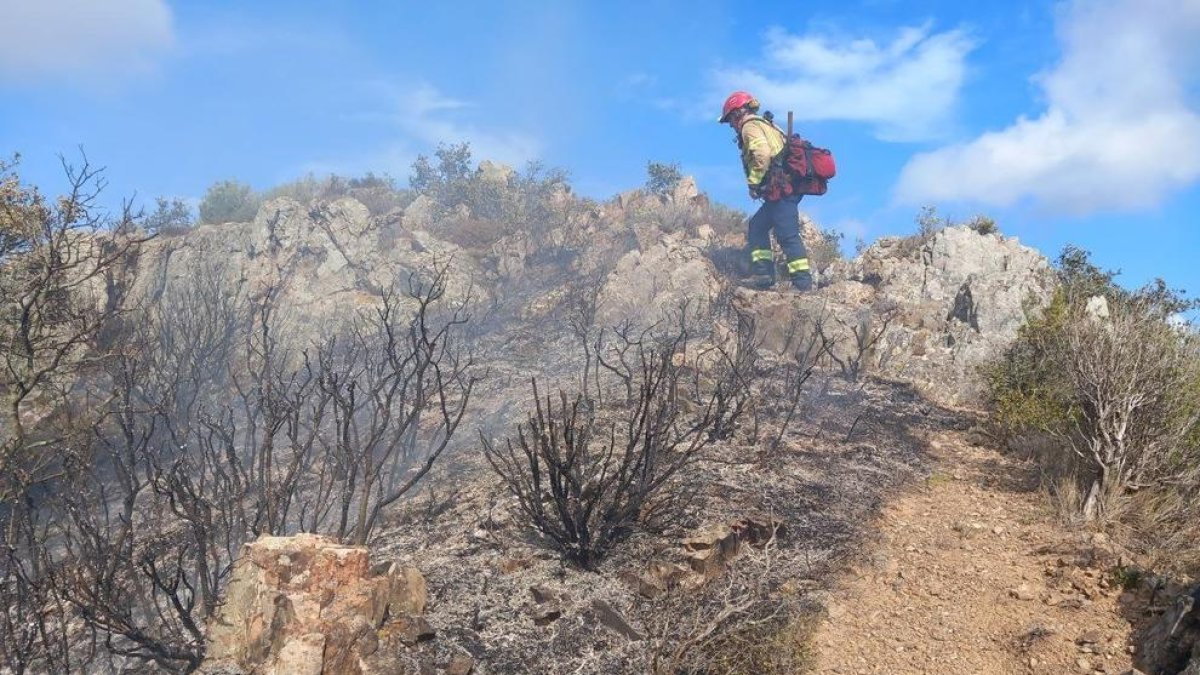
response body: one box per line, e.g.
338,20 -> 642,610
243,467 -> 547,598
483,318 -> 754,570
0,255 -> 477,673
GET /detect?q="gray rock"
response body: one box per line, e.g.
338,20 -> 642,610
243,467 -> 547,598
477,160 -> 516,185
130,195 -> 482,349
671,175 -> 699,204
826,226 -> 1056,404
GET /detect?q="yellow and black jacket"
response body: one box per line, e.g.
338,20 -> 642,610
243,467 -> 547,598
738,115 -> 787,188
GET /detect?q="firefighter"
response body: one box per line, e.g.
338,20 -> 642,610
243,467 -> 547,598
719,90 -> 812,291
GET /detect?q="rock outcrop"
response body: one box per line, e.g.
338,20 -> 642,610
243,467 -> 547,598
737,226 -> 1057,405
132,196 -> 480,341
201,534 -> 428,675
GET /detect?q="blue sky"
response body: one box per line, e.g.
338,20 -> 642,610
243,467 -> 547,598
2,0 -> 1199,294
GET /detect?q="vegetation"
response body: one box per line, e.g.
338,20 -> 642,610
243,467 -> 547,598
644,160 -> 683,197
483,312 -> 756,570
808,226 -> 845,273
143,196 -> 193,234
197,179 -> 259,224
987,246 -> 1200,573
1,155 -> 480,670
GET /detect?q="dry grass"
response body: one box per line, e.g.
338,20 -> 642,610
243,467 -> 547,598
693,610 -> 818,674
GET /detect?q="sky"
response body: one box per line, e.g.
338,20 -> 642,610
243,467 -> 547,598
2,0 -> 1199,295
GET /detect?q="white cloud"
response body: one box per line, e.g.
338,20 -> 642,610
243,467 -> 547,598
712,23 -> 976,141
895,0 -> 1200,214
0,0 -> 174,82
304,81 -> 542,179
389,83 -> 543,169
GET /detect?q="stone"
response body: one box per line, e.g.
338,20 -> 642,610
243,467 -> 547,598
1009,583 -> 1037,601
760,226 -> 1058,405
529,586 -> 559,605
390,614 -> 436,645
1086,295 -> 1110,320
403,194 -> 437,230
530,605 -> 563,626
671,175 -> 699,204
201,534 -> 429,674
445,655 -> 475,675
589,599 -> 644,641
477,160 -> 515,185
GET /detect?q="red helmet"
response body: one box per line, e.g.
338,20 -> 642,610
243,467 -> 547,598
719,91 -> 756,123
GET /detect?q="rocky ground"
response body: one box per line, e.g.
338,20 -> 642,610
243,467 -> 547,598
117,174 -> 1195,674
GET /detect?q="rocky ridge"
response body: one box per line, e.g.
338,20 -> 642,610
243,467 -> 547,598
131,173 -> 1189,674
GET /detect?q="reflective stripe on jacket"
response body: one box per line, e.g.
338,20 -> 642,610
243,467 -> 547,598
739,115 -> 786,186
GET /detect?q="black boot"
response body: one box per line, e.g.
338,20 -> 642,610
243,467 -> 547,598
742,259 -> 776,290
790,271 -> 814,292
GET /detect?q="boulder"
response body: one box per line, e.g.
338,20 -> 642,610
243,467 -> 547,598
596,235 -> 723,328
671,175 -> 699,204
740,226 -> 1057,405
477,160 -> 515,185
129,196 -> 482,351
201,534 -> 428,675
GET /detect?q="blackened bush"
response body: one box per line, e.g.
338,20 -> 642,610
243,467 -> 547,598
483,320 -> 752,570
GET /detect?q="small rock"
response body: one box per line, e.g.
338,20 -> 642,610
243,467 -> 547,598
530,605 -> 562,626
392,615 -> 436,646
1077,656 -> 1092,672
445,655 -> 475,675
589,599 -> 644,641
530,586 -> 557,605
1009,583 -> 1037,601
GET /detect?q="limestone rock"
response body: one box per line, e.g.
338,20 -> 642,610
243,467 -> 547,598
129,196 -> 482,349
403,194 -> 437,230
477,160 -> 515,185
671,175 -> 699,204
596,235 -> 723,327
201,534 -> 428,675
742,226 -> 1057,405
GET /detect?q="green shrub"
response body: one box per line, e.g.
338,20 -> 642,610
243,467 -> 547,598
407,143 -> 573,251
809,227 -> 844,273
987,245 -> 1200,572
645,161 -> 683,197
966,215 -> 998,235
198,179 -> 260,224
143,197 -> 192,235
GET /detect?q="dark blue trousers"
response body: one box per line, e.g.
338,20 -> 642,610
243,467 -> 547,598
748,196 -> 808,277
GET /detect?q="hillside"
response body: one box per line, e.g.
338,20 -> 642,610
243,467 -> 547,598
1,161 -> 1196,675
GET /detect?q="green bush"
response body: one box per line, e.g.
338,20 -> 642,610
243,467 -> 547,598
809,227 -> 844,273
198,179 -> 260,224
645,161 -> 683,197
407,143 -> 573,251
143,197 -> 192,235
986,245 -> 1200,572
966,215 -> 998,236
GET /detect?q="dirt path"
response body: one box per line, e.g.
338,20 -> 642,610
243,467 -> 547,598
810,430 -> 1141,675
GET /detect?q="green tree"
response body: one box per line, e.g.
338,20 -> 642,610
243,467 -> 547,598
198,179 -> 260,224
645,161 -> 683,196
143,196 -> 193,234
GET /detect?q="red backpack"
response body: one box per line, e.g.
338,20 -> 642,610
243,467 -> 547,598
758,117 -> 837,201
783,135 -> 836,195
